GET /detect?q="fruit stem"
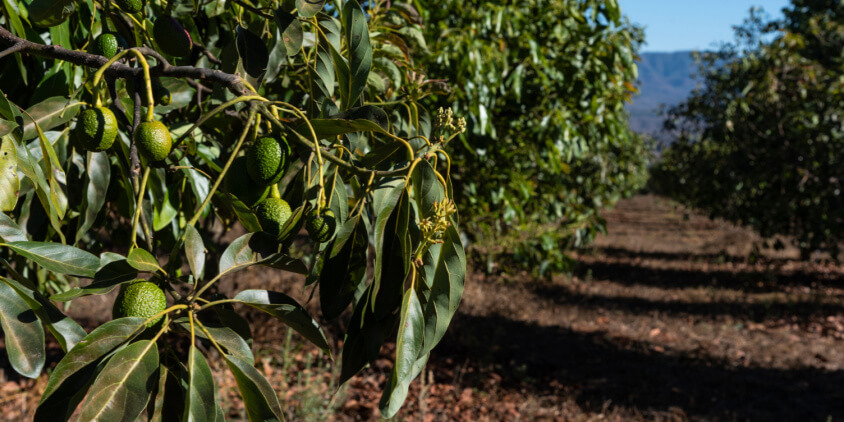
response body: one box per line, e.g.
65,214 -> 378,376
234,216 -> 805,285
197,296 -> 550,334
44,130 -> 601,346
270,184 -> 281,200
142,304 -> 188,328
91,48 -> 155,121
130,166 -> 151,250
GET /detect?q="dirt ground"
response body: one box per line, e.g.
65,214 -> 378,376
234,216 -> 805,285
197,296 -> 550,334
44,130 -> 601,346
2,195 -> 843,421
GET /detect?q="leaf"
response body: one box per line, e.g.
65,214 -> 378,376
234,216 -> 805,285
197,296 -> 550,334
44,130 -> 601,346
51,259 -> 138,301
0,275 -> 86,352
0,135 -> 18,211
184,225 -> 206,280
127,247 -> 164,273
236,26 -> 270,79
339,287 -> 398,384
218,233 -> 308,276
411,160 -> 446,218
339,0 -> 372,108
370,179 -> 410,317
319,215 -> 367,319
75,151 -> 110,241
0,211 -> 27,242
148,359 -> 187,422
78,340 -> 160,422
379,289 -> 424,418
175,319 -> 254,365
224,354 -> 284,422
275,8 -> 303,56
419,223 -> 465,357
35,318 -> 146,421
295,105 -> 389,140
310,17 -> 340,107
0,281 -> 45,378
21,97 -> 81,140
296,0 -> 325,17
184,346 -> 217,422
3,241 -> 100,278
234,289 -> 330,354
28,0 -> 76,27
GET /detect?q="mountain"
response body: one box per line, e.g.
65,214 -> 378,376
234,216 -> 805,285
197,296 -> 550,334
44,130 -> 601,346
627,51 -> 699,139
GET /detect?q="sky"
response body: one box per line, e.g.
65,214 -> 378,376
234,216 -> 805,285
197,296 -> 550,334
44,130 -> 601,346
620,0 -> 791,52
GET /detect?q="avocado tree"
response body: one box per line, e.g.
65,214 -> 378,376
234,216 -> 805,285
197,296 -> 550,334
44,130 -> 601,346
420,0 -> 649,276
653,1 -> 843,258
0,0 -> 463,419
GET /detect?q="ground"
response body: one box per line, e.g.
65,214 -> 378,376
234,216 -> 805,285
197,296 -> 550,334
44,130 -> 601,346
2,195 -> 842,421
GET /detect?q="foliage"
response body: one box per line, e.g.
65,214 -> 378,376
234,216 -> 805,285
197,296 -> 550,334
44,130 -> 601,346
419,0 -> 650,276
0,0 -> 464,418
652,2 -> 843,258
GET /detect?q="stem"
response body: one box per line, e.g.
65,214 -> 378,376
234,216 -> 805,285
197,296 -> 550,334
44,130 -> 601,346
130,167 -> 151,249
194,318 -> 227,356
142,304 -> 188,328
197,298 -> 240,311
92,49 -> 155,121
172,95 -> 267,150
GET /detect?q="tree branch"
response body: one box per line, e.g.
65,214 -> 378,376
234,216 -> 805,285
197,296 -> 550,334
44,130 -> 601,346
0,26 -> 250,96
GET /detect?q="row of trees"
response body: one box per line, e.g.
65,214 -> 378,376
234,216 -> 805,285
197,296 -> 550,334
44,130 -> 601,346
423,0 -> 650,276
0,0 -> 648,418
653,0 -> 843,258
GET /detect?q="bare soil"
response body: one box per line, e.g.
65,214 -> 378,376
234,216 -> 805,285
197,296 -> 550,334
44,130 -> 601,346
2,195 -> 843,421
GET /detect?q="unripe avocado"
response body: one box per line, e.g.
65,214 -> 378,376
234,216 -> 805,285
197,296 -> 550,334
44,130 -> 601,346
73,106 -> 118,152
247,135 -> 291,186
306,209 -> 336,242
115,0 -> 143,13
112,281 -> 167,327
153,16 -> 193,58
89,33 -> 119,59
135,121 -> 172,162
255,197 -> 292,237
224,156 -> 270,207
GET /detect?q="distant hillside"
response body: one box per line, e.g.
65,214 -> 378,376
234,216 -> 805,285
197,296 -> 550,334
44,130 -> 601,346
627,51 -> 699,139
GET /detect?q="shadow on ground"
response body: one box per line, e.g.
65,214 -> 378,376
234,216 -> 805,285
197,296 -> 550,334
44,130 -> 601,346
436,311 -> 844,421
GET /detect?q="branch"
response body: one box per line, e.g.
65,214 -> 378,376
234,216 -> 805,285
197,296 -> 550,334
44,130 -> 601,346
0,26 -> 250,96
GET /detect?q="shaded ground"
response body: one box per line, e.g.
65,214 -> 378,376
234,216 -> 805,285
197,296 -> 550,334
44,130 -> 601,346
2,195 -> 843,421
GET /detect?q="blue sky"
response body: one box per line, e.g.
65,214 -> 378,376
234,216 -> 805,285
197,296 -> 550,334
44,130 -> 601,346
620,0 -> 791,52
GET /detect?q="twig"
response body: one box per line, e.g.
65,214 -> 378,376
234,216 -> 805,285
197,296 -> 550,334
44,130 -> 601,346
0,26 -> 249,96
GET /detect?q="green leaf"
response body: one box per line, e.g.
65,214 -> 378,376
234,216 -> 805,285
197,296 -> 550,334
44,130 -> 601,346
0,281 -> 45,378
0,135 -> 18,212
0,211 -> 27,242
21,97 -> 81,140
78,340 -> 160,422
339,287 -> 398,384
371,180 -> 410,318
51,259 -> 138,301
295,105 -> 389,140
0,275 -> 86,352
275,8 -> 303,56
234,289 -> 330,355
296,0 -> 325,17
28,0 -> 76,27
224,354 -> 284,422
184,346 -> 217,422
379,289 -> 424,418
411,161 -> 446,218
149,359 -> 187,422
36,318 -> 146,421
236,26 -> 270,79
175,319 -> 254,365
184,225 -> 206,280
218,233 -> 308,276
419,223 -> 465,357
127,247 -> 164,273
75,151 -> 110,241
3,241 -> 100,278
339,0 -> 372,108
310,17 -> 340,107
319,215 -> 367,320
